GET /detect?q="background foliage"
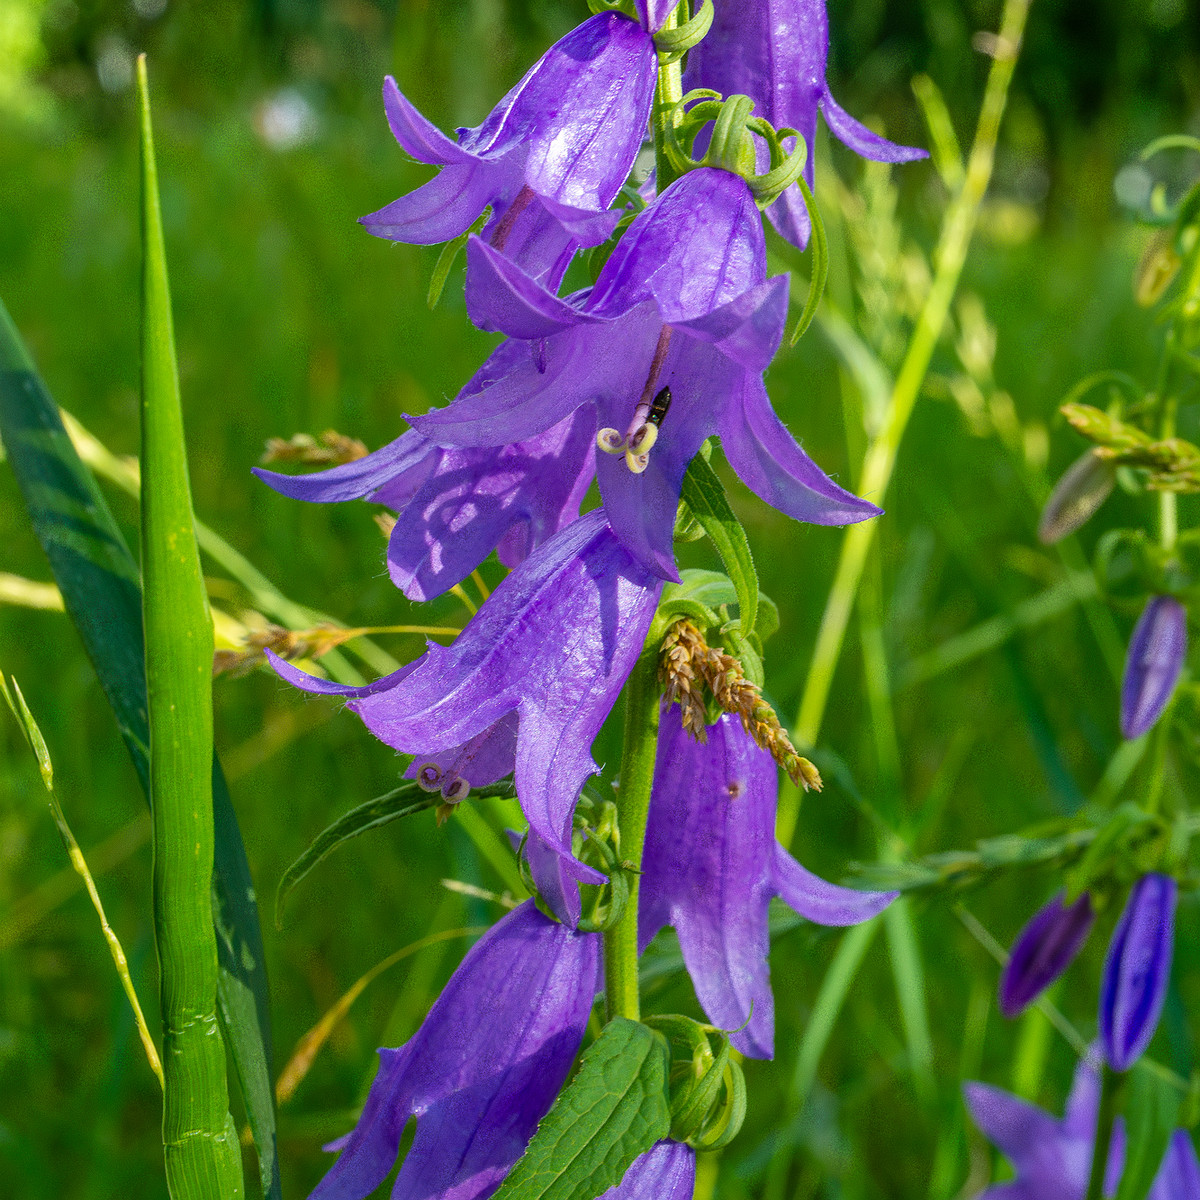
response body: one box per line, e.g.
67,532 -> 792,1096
2,0 -> 1199,1197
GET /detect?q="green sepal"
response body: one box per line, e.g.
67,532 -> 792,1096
491,1017 -> 671,1200
1063,804 -> 1159,903
427,230 -> 471,309
653,0 -> 714,65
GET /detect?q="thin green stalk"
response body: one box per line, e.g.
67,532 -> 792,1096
138,55 -> 244,1198
604,645 -> 662,1022
652,6 -> 684,194
778,0 -> 1033,848
1085,1065 -> 1121,1200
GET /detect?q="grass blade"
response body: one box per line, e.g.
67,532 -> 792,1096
137,54 -> 245,1198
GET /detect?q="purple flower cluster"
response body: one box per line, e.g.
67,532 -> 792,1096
260,3 -> 924,1196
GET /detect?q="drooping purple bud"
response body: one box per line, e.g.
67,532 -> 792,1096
1121,596 -> 1187,740
999,891 -> 1095,1018
1099,873 -> 1176,1072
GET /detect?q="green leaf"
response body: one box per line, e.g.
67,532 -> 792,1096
1114,1066 -> 1182,1200
138,55 -> 245,1199
427,230 -> 470,308
491,1017 -> 672,1200
679,457 -> 758,636
277,784 -> 439,924
0,168 -> 279,1200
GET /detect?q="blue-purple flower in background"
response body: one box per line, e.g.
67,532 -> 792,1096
270,510 -> 662,924
639,706 -> 896,1058
965,1054 -> 1200,1199
1121,595 -> 1187,740
684,0 -> 926,249
412,167 -> 881,579
1100,872 -> 1176,1072
361,12 -> 657,285
999,891 -> 1095,1018
310,901 -> 599,1200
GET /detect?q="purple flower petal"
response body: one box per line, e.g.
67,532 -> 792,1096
271,511 -> 662,917
683,0 -> 925,250
1121,595 -> 1187,740
1150,1131 -> 1200,1200
401,713 -> 518,793
310,901 -> 598,1200
1100,872 -> 1176,1072
640,706 -> 894,1058
999,891 -> 1095,1018
253,430 -> 434,506
598,1141 -> 696,1199
633,0 -> 676,33
362,14 -> 655,278
717,372 -> 882,527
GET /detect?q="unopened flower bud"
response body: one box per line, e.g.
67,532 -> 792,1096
1100,872 -> 1176,1071
1121,595 -> 1187,740
999,891 -> 1094,1018
1037,450 -> 1116,544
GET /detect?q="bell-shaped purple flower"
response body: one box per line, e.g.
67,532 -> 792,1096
1121,595 -> 1187,740
683,0 -> 926,249
1100,872 -> 1176,1072
254,405 -> 595,602
361,12 -> 657,284
599,1141 -> 696,1200
311,900 -> 599,1200
999,891 -> 1095,1018
411,168 -> 880,579
639,706 -> 897,1058
965,1054 -> 1200,1199
270,510 -> 662,921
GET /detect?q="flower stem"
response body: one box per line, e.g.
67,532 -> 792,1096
777,0 -> 1033,849
604,643 -> 662,1022
652,6 -> 684,194
1085,1063 -> 1122,1200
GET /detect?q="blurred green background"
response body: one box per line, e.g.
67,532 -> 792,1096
1,0 -> 1199,1197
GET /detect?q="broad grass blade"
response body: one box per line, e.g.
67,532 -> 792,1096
137,54 -> 245,1199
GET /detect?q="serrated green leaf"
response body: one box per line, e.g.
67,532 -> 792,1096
492,1017 -> 671,1200
679,455 -> 758,636
0,275 -> 279,1192
276,784 -> 442,925
1115,1066 -> 1182,1200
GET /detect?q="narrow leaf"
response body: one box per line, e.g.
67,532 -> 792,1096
491,1017 -> 672,1200
138,55 -> 245,1199
276,784 -> 440,925
788,175 -> 829,345
680,456 -> 758,636
0,294 -> 280,1195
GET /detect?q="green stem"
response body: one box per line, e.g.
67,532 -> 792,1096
1085,1064 -> 1121,1200
603,645 -> 662,1022
776,0 -> 1033,848
652,6 -> 684,194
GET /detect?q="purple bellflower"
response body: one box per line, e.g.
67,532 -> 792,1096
599,1141 -> 696,1200
965,1054 -> 1200,1199
254,404 -> 595,602
361,12 -> 658,285
1100,872 -> 1176,1072
270,510 -> 662,924
411,167 -> 881,580
1121,595 -> 1187,740
639,706 -> 897,1058
683,0 -> 926,249
310,900 -> 599,1200
999,891 -> 1095,1019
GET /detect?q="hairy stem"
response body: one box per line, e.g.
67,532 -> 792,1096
777,0 -> 1033,848
652,6 -> 684,193
604,645 -> 662,1022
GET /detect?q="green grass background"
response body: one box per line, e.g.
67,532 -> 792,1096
1,0 -> 1199,1196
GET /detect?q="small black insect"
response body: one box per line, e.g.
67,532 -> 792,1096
646,385 -> 673,428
